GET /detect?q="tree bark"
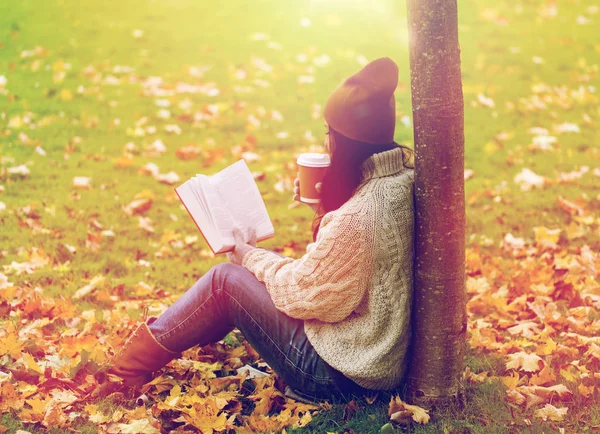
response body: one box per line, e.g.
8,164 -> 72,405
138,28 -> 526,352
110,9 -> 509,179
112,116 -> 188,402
405,0 -> 467,407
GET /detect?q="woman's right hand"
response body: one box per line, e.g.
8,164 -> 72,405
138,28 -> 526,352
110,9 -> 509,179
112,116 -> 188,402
293,176 -> 322,213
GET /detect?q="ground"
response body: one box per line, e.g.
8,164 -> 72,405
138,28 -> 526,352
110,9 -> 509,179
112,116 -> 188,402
1,0 -> 599,432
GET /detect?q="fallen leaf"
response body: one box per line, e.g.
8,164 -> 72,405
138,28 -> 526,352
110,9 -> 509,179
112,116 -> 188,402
388,396 -> 429,425
506,351 -> 544,372
73,275 -> 105,299
124,198 -> 152,216
534,404 -> 568,421
73,176 -> 92,189
514,168 -> 546,191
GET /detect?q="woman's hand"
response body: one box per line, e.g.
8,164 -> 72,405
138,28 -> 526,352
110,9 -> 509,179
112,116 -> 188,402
293,175 -> 322,213
227,226 -> 257,265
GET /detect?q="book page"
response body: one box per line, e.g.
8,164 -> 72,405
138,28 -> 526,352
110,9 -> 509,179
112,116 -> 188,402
174,181 -> 224,254
208,159 -> 275,241
189,177 -> 210,222
195,175 -> 236,247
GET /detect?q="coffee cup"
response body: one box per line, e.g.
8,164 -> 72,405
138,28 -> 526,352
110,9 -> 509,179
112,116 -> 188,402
296,153 -> 331,203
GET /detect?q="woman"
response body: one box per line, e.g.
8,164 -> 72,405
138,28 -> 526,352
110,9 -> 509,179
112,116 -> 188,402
100,57 -> 415,404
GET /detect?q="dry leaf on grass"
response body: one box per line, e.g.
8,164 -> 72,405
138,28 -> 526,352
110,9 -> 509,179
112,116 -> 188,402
388,395 -> 430,425
533,403 -> 568,421
124,198 -> 152,216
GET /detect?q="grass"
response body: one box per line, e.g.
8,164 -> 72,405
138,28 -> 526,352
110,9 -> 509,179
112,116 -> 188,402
1,0 -> 599,432
289,349 -> 564,434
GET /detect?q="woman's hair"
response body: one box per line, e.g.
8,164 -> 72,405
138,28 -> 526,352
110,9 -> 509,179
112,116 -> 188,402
311,127 -> 415,241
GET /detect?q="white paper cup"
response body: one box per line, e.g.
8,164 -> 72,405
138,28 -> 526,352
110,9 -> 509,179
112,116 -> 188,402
296,153 -> 331,204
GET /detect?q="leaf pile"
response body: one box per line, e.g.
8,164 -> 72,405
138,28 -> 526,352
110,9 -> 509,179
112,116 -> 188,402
0,280 -> 318,433
466,233 -> 600,423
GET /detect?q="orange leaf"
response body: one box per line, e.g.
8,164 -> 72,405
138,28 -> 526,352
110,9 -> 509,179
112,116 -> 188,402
529,365 -> 556,386
556,196 -> 587,216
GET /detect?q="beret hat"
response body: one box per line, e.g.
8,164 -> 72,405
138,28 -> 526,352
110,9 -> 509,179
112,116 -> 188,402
324,57 -> 398,145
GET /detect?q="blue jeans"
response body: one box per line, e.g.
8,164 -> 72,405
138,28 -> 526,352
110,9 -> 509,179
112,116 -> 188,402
148,260 -> 369,403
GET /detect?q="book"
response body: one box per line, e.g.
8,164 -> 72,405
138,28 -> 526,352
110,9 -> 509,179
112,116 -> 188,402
174,159 -> 275,255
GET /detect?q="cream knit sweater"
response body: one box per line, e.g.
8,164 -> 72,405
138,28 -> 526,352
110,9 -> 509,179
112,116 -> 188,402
242,147 -> 414,390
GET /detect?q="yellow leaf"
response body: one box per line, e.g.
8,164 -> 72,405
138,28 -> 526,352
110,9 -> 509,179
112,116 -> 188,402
578,383 -> 594,398
484,141 -> 499,154
164,384 -> 181,407
0,333 -> 24,360
85,404 -> 111,424
60,89 -> 73,101
251,387 -> 277,416
18,384 -> 38,399
26,398 -> 50,415
189,412 -> 227,434
537,337 -> 557,356
565,221 -> 585,240
501,371 -> 520,390
178,392 -> 204,407
52,59 -> 65,72
22,353 -> 44,374
533,226 -> 561,248
282,247 -> 296,257
560,366 -> 579,382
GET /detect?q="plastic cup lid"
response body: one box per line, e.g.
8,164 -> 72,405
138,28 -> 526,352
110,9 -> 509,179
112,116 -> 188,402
296,153 -> 331,167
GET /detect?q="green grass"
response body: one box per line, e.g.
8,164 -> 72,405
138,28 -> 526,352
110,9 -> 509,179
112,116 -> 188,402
290,349 -> 565,434
1,0 -> 599,432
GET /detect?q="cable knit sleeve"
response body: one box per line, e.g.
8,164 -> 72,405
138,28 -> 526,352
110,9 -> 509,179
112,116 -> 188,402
241,210 -> 373,323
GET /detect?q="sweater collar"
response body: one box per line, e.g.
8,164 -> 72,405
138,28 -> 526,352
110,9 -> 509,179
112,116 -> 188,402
359,147 -> 409,182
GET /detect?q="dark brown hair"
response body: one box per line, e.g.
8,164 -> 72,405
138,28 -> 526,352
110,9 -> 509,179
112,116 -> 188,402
311,127 -> 415,241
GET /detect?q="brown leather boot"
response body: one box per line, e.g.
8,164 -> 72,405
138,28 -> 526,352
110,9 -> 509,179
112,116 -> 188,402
92,318 -> 181,398
109,317 -> 181,388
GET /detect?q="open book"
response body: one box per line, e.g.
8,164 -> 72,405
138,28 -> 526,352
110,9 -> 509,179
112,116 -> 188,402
174,159 -> 275,255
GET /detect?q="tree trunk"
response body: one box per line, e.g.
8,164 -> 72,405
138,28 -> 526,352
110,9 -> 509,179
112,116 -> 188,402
405,0 -> 467,407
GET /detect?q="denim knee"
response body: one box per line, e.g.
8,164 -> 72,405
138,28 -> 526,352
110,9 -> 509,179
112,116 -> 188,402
209,262 -> 244,291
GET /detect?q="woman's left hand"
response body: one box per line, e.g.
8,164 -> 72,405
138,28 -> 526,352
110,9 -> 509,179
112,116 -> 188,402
227,226 -> 257,265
